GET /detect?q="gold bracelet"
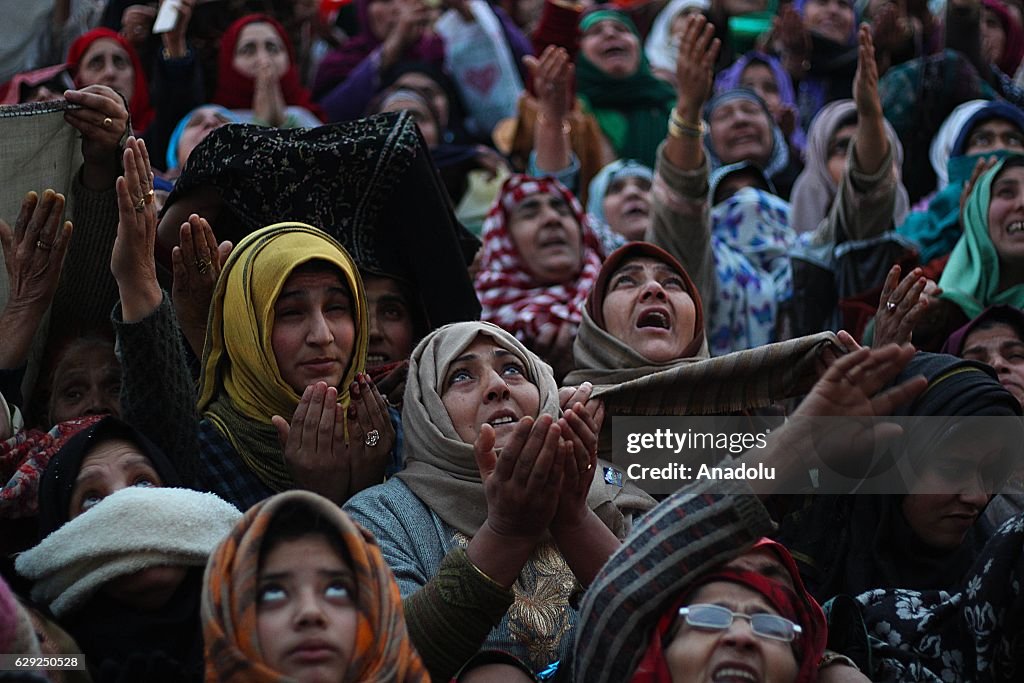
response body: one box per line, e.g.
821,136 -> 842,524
463,549 -> 508,590
670,108 -> 705,134
537,112 -> 572,136
819,651 -> 859,671
668,113 -> 705,139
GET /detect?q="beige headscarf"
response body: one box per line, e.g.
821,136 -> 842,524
396,321 -> 653,537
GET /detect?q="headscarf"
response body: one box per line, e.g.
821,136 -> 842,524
66,28 -> 154,131
982,0 -> 1024,77
899,101 -> 1024,263
36,415 -> 182,539
0,575 -> 39,656
575,8 -> 677,168
929,99 -> 988,190
939,155 -> 1024,319
789,99 -> 910,234
202,490 -> 428,683
165,105 -> 240,171
630,553 -> 827,683
162,113 -> 482,327
942,304 -> 1024,356
704,88 -> 791,181
395,321 -> 561,536
777,353 -> 1023,602
567,242 -> 708,386
475,175 -> 604,343
213,14 -> 324,121
708,170 -> 797,356
643,0 -> 710,74
312,0 -> 444,98
586,159 -> 655,254
714,51 -> 808,153
197,223 -> 368,493
0,63 -> 72,105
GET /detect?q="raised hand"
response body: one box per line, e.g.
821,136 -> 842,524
64,85 -> 130,191
111,136 -> 162,322
252,61 -> 286,127
551,399 -> 603,532
853,25 -> 882,121
171,214 -> 232,356
526,45 -> 574,123
345,373 -> 397,494
120,4 -> 157,47
874,264 -> 940,347
674,13 -> 721,122
162,0 -> 196,58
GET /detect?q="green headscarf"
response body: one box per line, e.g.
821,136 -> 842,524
939,156 -> 1024,318
576,9 -> 676,168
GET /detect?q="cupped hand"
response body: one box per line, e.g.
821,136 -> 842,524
0,190 -> 73,314
551,400 -> 603,531
345,373 -> 397,494
274,382 -> 350,503
874,264 -> 938,347
525,45 -> 574,123
171,214 -> 231,355
674,13 -> 721,119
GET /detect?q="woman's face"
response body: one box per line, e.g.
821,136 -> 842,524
665,581 -> 799,683
272,267 -> 357,395
233,22 -> 290,79
963,118 -> 1024,156
981,7 -> 1008,67
801,0 -> 855,44
76,38 -> 135,103
601,256 -> 698,363
48,339 -> 121,426
508,190 -> 583,285
987,165 -> 1024,271
379,94 -> 440,146
364,275 -> 417,367
367,0 -> 401,42
602,175 -> 652,241
441,336 -> 540,449
257,534 -> 357,682
961,322 -> 1024,405
580,19 -> 641,78
902,429 -> 1004,550
709,99 -> 773,167
826,122 -> 856,186
393,72 -> 450,129
177,107 -> 233,168
739,63 -> 782,119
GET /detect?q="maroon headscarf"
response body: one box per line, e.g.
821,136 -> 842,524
630,539 -> 828,683
67,28 -> 154,132
982,0 -> 1024,77
311,0 -> 444,98
941,304 -> 1024,356
213,14 -> 325,121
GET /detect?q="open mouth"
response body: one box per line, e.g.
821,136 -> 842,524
712,667 -> 759,683
366,353 -> 388,365
1007,221 -> 1024,234
637,310 -> 670,329
601,44 -> 630,59
539,233 -> 569,248
622,202 -> 649,219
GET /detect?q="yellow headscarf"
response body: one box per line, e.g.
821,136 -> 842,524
198,222 -> 368,492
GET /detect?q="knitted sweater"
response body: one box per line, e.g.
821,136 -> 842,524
573,477 -> 774,683
345,478 -> 579,681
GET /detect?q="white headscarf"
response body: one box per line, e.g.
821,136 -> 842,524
929,100 -> 988,191
644,0 -> 711,73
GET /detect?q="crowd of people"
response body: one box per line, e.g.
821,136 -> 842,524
3,0 -> 1024,680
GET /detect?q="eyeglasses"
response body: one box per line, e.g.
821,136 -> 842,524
678,604 -> 802,642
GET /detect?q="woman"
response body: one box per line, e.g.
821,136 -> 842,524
776,352 -> 1023,602
475,174 -> 604,379
575,8 -> 677,169
586,159 -> 654,254
16,416 -> 241,681
203,490 -> 428,682
66,28 -> 154,132
213,14 -> 324,128
789,98 -> 909,235
164,105 -> 239,176
344,321 -> 653,679
644,0 -> 710,85
714,51 -> 807,155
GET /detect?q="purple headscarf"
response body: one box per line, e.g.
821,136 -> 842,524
715,51 -> 807,153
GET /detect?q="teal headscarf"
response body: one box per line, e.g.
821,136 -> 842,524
576,9 -> 676,168
939,155 -> 1024,318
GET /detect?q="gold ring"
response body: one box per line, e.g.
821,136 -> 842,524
36,240 -> 53,251
133,196 -> 146,212
144,189 -> 156,204
103,117 -> 113,128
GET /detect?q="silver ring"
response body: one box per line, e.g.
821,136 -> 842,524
886,300 -> 897,311
364,429 -> 380,447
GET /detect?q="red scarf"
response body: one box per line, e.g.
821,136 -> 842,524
213,14 -> 325,122
67,28 -> 154,132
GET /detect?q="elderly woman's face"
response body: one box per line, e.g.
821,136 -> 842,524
665,581 -> 799,683
233,22 -> 290,79
508,191 -> 583,285
580,19 -> 641,77
601,257 -> 697,362
177,107 -> 233,168
76,38 -> 135,104
257,534 -> 357,682
709,100 -> 773,167
962,322 -> 1024,405
441,336 -> 540,449
987,165 -> 1024,270
272,266 -> 357,395
49,339 -> 121,426
603,175 -> 652,241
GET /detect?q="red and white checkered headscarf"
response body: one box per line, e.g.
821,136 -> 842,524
475,175 -> 605,341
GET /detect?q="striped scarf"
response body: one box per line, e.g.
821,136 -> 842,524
202,490 -> 428,682
475,175 -> 604,343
